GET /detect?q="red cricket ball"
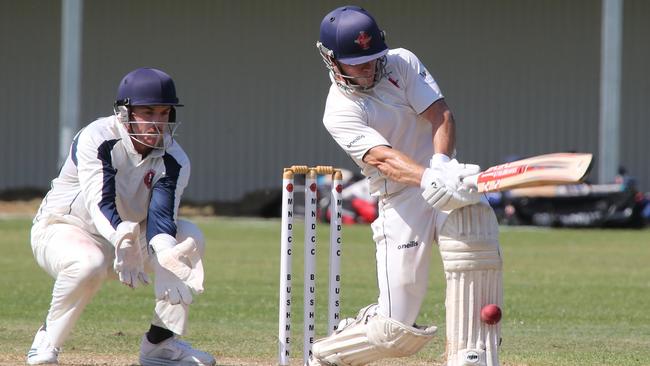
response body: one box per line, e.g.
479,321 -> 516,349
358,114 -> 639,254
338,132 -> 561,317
480,304 -> 502,325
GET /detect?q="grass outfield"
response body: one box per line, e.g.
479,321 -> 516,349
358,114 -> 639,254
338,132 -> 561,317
0,217 -> 649,365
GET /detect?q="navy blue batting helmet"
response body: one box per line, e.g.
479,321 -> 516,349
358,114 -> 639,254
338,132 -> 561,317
115,67 -> 183,107
318,6 -> 387,65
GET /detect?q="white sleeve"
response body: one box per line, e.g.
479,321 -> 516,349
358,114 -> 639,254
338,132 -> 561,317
396,48 -> 444,114
323,98 -> 391,167
74,128 -> 128,245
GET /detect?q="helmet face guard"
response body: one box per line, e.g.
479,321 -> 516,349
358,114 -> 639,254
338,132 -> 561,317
114,68 -> 183,150
317,42 -> 387,94
113,103 -> 180,150
317,6 -> 388,94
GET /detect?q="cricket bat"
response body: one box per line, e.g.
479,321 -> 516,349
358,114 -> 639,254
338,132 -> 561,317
462,152 -> 593,193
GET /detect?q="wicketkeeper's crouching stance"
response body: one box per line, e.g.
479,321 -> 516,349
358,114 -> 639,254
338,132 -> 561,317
310,5 -> 502,366
27,67 -> 215,366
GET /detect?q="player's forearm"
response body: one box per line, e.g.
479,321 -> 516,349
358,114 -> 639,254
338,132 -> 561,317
421,99 -> 456,156
363,146 -> 425,186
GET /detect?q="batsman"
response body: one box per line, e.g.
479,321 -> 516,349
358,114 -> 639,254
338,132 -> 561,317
311,6 -> 503,366
27,67 -> 215,365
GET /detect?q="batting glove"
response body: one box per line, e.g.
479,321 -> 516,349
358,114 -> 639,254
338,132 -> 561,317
421,154 -> 482,211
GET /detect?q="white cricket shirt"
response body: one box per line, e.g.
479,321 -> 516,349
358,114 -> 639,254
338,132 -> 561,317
323,48 -> 443,197
35,115 -> 190,247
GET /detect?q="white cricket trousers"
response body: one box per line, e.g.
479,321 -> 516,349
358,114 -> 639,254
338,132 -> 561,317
30,218 -> 205,348
371,186 -> 446,326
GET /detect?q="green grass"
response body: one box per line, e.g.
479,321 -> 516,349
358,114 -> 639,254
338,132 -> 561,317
1,217 -> 649,365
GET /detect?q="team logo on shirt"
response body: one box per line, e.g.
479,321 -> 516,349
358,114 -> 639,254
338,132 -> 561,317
354,31 -> 372,50
144,169 -> 156,189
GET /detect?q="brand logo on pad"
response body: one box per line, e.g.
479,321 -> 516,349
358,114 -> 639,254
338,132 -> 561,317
464,350 -> 480,363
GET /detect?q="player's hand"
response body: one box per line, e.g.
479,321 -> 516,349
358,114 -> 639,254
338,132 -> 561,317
152,237 -> 204,305
421,154 -> 482,211
113,222 -> 149,288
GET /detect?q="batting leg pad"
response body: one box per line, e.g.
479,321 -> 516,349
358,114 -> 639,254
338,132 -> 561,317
310,304 -> 437,366
438,203 -> 503,366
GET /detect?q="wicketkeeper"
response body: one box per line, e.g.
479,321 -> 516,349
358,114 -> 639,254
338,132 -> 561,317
310,6 -> 503,366
27,67 -> 215,365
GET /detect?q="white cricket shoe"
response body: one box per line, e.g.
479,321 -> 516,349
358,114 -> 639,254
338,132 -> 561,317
26,326 -> 59,365
139,334 -> 216,366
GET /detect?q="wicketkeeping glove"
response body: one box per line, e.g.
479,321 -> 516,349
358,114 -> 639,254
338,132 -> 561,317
154,258 -> 193,305
113,221 -> 150,288
152,237 -> 205,305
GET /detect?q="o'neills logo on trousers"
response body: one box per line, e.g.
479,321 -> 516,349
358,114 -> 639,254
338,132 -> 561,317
397,240 -> 419,250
